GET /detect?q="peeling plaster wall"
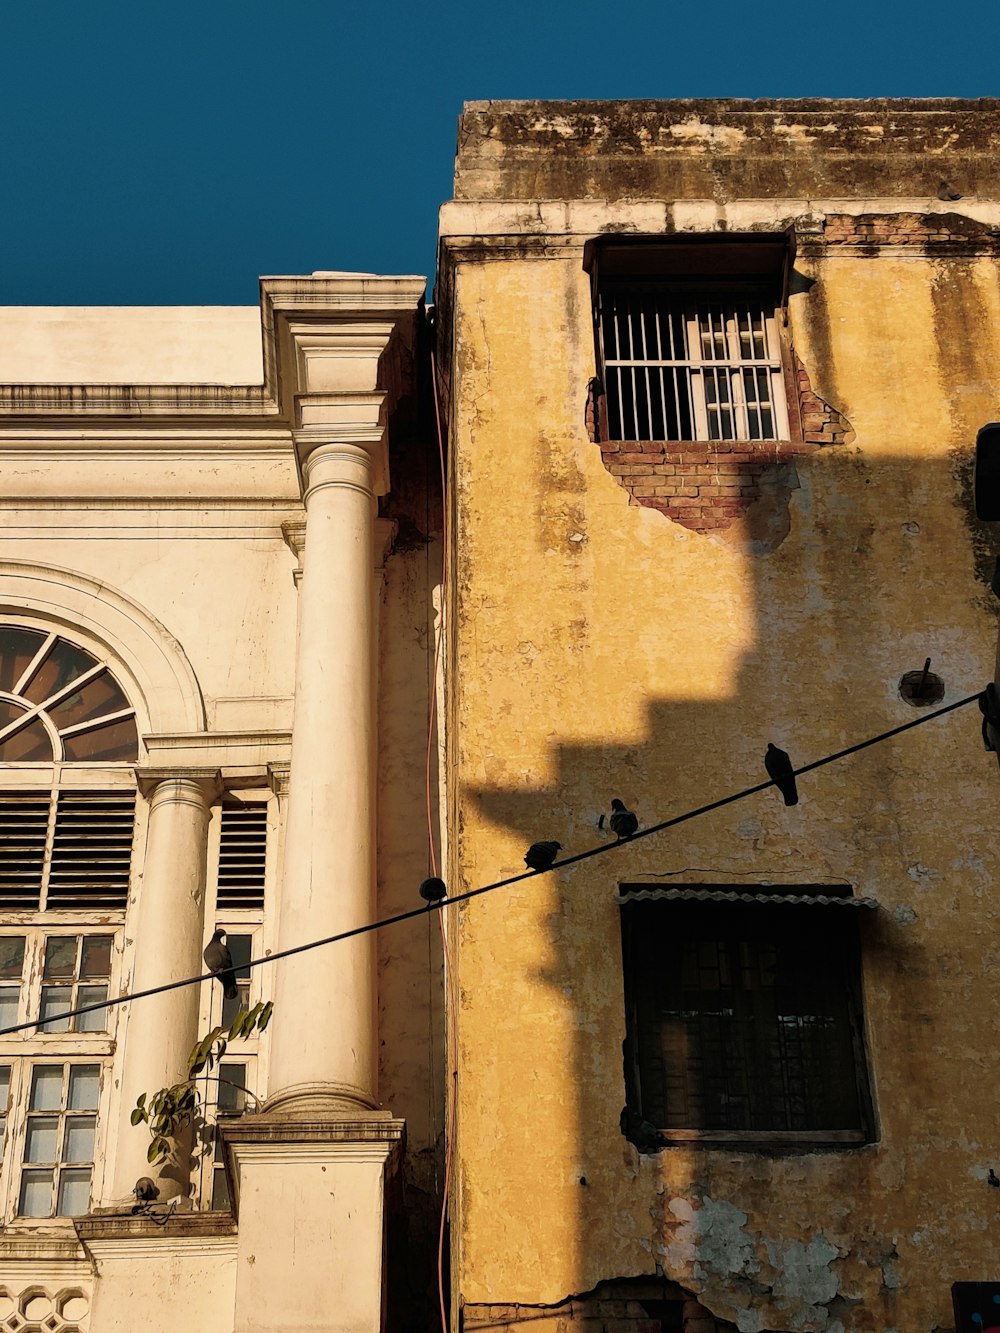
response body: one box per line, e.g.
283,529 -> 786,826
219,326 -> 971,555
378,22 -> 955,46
441,101 -> 1000,1333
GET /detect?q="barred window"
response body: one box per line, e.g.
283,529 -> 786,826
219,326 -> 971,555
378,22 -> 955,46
598,294 -> 788,443
587,232 -> 793,446
620,891 -> 875,1144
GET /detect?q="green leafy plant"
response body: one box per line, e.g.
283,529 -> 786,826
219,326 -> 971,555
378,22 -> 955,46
132,1000 -> 273,1165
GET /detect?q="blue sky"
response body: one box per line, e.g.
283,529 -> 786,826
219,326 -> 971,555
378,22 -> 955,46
3,0 -> 997,306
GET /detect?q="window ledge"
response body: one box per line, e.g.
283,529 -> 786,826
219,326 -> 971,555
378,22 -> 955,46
656,1129 -> 870,1146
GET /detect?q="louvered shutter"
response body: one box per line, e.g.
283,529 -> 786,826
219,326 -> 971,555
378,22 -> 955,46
216,804 -> 267,910
46,792 -> 135,909
0,793 -> 50,909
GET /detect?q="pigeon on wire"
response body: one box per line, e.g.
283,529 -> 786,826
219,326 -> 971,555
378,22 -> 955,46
419,876 -> 448,906
979,683 -> 1000,752
764,743 -> 799,806
524,841 -> 562,871
204,928 -> 238,999
608,799 -> 638,840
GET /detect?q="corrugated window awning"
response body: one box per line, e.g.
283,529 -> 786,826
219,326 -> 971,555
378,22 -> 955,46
616,886 -> 878,910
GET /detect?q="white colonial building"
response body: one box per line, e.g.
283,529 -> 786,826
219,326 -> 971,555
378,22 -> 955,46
0,276 -> 444,1331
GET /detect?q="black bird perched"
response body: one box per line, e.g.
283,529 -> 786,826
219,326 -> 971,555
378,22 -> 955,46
979,683 -> 1000,753
989,1167 -> 1000,1188
419,876 -> 448,906
609,798 -> 638,840
203,928 -> 238,999
764,743 -> 799,806
619,1106 -> 668,1153
524,840 -> 562,872
936,180 -> 962,201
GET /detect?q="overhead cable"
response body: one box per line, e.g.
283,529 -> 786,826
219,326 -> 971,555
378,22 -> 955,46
0,689 -> 981,1038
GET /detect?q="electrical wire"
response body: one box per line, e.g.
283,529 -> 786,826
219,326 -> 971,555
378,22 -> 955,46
428,340 -> 454,1333
0,687 -> 981,1040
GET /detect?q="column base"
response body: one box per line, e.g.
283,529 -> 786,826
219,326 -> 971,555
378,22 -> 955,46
221,1113 -> 405,1333
263,1080 -> 384,1119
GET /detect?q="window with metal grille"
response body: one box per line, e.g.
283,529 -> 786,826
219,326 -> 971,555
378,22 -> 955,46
598,291 -> 788,443
216,804 -> 268,910
620,894 -> 874,1144
0,790 -> 135,911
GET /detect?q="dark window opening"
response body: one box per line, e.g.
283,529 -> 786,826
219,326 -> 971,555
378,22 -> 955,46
586,234 -> 793,446
621,895 -> 874,1143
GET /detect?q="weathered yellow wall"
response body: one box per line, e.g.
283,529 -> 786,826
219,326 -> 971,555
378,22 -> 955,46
445,224 -> 1000,1330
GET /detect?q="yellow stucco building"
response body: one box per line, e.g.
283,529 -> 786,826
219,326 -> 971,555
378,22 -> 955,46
437,100 -> 1000,1333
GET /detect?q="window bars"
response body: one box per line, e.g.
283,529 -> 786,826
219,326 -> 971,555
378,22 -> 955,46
598,292 -> 788,443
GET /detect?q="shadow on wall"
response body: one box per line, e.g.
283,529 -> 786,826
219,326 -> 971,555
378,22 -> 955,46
459,447 -> 1000,1333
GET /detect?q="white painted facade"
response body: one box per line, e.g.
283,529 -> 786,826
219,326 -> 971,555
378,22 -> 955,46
0,275 -> 442,1331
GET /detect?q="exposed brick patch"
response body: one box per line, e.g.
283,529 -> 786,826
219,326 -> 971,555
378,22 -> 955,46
821,211 -> 1000,252
589,357 -> 853,535
462,1279 -> 735,1331
792,350 -> 855,448
599,438 -> 811,532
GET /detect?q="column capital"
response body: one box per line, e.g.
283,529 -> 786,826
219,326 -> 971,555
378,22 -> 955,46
134,766 -> 223,803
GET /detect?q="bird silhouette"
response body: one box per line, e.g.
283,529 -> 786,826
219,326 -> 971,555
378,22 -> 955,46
203,928 -> 238,999
988,1167 -> 1000,1188
419,876 -> 447,905
609,799 -> 638,840
936,180 -> 962,201
524,841 -> 562,871
619,1106 -> 668,1153
764,744 -> 799,806
979,683 -> 1000,752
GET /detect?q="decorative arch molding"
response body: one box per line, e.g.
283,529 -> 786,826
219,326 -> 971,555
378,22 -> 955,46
0,559 -> 206,736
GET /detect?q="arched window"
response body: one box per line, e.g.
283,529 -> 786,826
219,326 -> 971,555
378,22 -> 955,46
0,627 -> 138,764
0,624 -> 138,1218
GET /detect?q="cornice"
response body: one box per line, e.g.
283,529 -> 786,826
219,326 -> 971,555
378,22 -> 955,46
0,272 -> 425,428
76,1208 -> 237,1259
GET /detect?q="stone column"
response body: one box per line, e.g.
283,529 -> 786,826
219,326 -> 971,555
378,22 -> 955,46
109,767 -> 221,1202
227,276 -> 423,1333
267,405 -> 384,1115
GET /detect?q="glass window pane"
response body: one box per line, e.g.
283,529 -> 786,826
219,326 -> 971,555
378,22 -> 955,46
0,989 -> 18,1028
43,936 -> 79,980
63,1115 -> 96,1163
40,988 -> 72,1034
211,1166 -> 232,1211
80,935 -> 113,979
48,670 -> 126,730
30,1066 -> 64,1111
68,1065 -> 100,1111
75,985 -> 109,1032
62,714 -> 138,762
0,1065 -> 10,1107
0,626 -> 45,693
218,1064 -> 247,1114
25,1117 -> 59,1163
0,936 -> 25,980
22,639 -> 97,706
19,1168 -> 54,1217
57,1167 -> 92,1216
0,713 -> 54,762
